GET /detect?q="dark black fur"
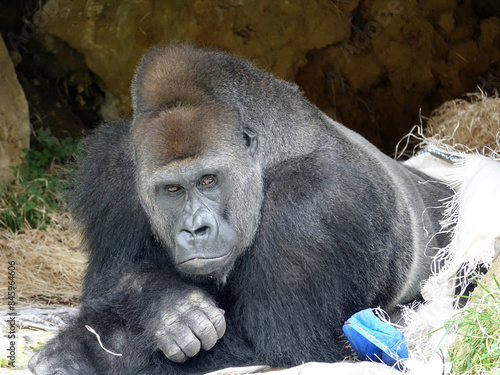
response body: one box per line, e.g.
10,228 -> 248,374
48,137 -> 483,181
29,44 -> 450,375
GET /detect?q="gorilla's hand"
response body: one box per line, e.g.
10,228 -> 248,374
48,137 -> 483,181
29,329 -> 97,375
29,351 -> 74,375
156,291 -> 226,363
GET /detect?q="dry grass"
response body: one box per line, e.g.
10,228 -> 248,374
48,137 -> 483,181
425,91 -> 500,155
0,211 -> 86,307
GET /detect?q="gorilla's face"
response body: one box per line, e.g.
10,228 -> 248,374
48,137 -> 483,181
133,104 -> 263,281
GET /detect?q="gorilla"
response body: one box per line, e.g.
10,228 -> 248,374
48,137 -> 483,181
30,43 -> 450,375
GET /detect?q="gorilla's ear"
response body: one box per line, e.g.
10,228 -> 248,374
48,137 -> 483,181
242,127 -> 258,157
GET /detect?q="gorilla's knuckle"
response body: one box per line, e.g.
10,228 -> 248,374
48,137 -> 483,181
165,345 -> 187,363
212,310 -> 225,323
181,338 -> 202,357
160,310 -> 181,327
214,316 -> 226,338
200,332 -> 217,351
196,324 -> 217,346
197,319 -> 214,335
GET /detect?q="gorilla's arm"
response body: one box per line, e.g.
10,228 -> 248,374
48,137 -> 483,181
69,122 -> 225,360
69,120 -> 150,286
29,263 -> 226,374
91,263 -> 226,363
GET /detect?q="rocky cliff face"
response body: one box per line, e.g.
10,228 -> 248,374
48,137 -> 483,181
0,36 -> 30,183
296,0 -> 500,149
16,0 -> 500,150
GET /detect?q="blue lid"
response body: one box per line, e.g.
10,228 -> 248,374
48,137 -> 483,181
343,308 -> 408,369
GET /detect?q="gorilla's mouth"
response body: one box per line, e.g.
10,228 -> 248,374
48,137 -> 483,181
176,251 -> 232,275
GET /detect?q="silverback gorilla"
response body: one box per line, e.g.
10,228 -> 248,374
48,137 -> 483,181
30,43 -> 450,375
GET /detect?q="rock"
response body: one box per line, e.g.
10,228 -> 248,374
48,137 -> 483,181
40,0 -> 355,118
296,2 -> 500,150
0,35 -> 30,183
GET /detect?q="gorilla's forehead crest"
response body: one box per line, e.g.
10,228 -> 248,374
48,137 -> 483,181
133,104 -> 235,167
132,44 -> 213,112
131,44 -> 243,167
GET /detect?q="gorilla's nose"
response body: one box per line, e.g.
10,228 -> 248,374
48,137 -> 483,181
177,209 -> 218,249
180,225 -> 210,245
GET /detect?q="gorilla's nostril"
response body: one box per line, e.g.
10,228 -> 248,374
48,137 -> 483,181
194,226 -> 209,237
180,229 -> 195,245
178,226 -> 210,247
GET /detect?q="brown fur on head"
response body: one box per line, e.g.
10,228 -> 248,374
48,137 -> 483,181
133,103 -> 237,169
131,44 -> 214,114
131,44 -> 243,168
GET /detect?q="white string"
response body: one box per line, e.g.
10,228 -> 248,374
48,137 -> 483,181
85,325 -> 123,357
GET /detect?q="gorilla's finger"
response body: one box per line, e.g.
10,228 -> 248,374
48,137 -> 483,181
186,309 -> 219,351
209,308 -> 226,340
198,301 -> 226,339
158,338 -> 188,363
174,327 -> 202,359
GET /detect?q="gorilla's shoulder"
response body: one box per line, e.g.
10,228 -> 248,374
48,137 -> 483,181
70,120 -> 152,273
78,120 -> 133,158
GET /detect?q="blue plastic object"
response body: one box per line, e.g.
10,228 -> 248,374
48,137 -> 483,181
343,308 -> 408,369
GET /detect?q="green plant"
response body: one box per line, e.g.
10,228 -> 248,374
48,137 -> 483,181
446,276 -> 500,375
0,128 -> 79,231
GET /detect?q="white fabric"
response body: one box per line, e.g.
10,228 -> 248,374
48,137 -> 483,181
402,150 -> 500,366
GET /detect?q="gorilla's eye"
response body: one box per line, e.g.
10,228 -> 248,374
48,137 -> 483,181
201,175 -> 216,186
167,185 -> 183,193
